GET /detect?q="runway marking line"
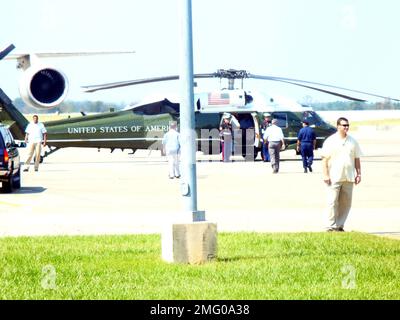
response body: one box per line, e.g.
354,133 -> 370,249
0,200 -> 21,207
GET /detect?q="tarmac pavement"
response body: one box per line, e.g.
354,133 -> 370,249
0,127 -> 399,238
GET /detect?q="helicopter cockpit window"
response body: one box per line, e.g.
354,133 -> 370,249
273,113 -> 288,128
302,111 -> 324,126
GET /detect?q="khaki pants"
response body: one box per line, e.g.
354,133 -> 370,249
25,142 -> 42,170
167,153 -> 180,178
326,181 -> 354,229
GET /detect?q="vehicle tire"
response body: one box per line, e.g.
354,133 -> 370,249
12,168 -> 21,189
0,174 -> 13,193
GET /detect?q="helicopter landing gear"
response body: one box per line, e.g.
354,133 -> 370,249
41,146 -> 61,163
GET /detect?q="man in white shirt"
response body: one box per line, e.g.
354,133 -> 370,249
321,117 -> 362,232
23,115 -> 47,172
263,118 -> 285,173
162,121 -> 181,179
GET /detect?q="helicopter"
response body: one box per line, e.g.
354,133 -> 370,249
2,44 -> 400,160
78,68 -> 400,159
2,68 -> 399,161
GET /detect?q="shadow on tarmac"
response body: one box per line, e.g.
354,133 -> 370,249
15,186 -> 47,194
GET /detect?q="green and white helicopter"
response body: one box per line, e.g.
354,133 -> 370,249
1,44 -> 399,160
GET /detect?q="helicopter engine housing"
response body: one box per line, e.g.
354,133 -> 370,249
19,65 -> 69,109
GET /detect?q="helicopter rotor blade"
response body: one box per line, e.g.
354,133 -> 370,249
82,75 -> 179,93
251,77 -> 367,102
0,44 -> 16,61
249,73 -> 400,102
82,73 -> 217,93
280,81 -> 367,102
82,68 -> 400,102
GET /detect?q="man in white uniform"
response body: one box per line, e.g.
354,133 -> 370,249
263,118 -> 285,173
162,121 -> 181,179
321,117 -> 362,232
23,115 -> 47,172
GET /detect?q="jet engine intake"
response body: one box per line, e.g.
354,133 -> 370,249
19,66 -> 69,109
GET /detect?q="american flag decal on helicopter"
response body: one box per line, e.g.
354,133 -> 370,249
208,92 -> 230,105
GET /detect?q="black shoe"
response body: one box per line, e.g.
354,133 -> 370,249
327,227 -> 344,232
308,166 -> 313,172
304,168 -> 308,173
23,168 -> 29,172
169,176 -> 174,179
175,175 -> 181,179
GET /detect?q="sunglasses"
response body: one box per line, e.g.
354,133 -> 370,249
339,124 -> 350,127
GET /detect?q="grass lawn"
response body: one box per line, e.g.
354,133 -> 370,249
0,232 -> 399,300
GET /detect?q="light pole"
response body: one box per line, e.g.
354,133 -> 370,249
179,0 -> 203,221
161,0 -> 216,264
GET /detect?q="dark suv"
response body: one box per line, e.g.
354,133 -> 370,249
0,124 -> 21,192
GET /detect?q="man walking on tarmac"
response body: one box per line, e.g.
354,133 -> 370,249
162,121 -> 181,179
263,118 -> 285,173
296,119 -> 316,173
321,117 -> 362,232
260,113 -> 272,162
23,114 -> 47,172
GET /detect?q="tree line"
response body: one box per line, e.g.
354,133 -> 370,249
13,97 -> 400,114
309,100 -> 400,111
13,98 -> 127,114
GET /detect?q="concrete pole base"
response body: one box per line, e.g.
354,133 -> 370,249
162,222 -> 217,264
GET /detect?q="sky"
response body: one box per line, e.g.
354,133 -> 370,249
1,0 -> 400,106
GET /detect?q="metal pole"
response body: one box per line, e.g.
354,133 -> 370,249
179,0 -> 198,216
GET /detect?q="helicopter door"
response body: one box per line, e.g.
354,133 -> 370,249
251,112 -> 261,148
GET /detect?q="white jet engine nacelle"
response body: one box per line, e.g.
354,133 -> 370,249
19,65 -> 69,109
